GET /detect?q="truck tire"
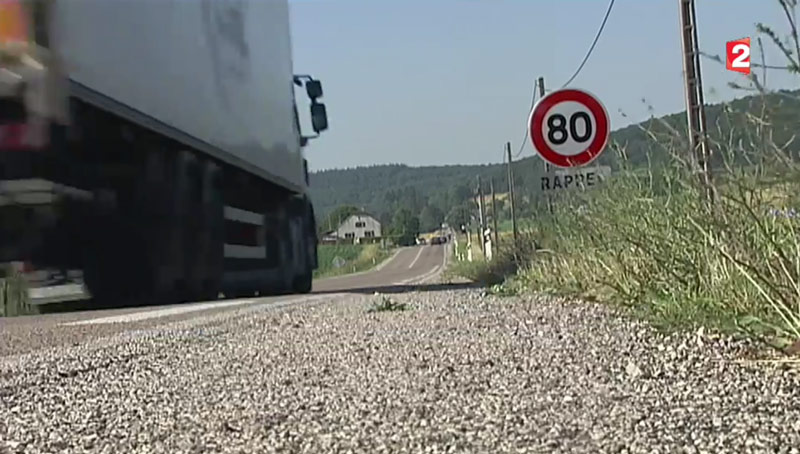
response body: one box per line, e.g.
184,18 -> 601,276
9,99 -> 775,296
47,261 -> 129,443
288,196 -> 315,295
83,209 -> 131,306
198,161 -> 224,301
292,271 -> 313,294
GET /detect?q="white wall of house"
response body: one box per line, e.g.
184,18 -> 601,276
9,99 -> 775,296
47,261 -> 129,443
335,214 -> 382,241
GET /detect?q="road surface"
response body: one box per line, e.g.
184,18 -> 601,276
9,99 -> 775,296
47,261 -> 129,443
0,244 -> 447,357
4,241 -> 800,453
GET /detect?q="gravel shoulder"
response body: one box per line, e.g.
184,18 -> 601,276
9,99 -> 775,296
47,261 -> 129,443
3,287 -> 800,453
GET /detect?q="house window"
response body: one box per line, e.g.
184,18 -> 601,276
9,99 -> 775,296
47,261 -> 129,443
355,221 -> 366,228
364,230 -> 375,238
344,232 -> 355,239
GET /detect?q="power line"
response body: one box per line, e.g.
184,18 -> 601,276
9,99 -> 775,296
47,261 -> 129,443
511,82 -> 538,159
559,0 -> 616,89
506,0 -> 615,162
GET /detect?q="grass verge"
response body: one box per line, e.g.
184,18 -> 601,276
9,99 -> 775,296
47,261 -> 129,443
449,7 -> 800,351
452,161 -> 800,351
367,295 -> 408,313
314,243 -> 394,279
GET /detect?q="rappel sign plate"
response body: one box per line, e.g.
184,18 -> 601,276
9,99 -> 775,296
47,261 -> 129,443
529,88 -> 610,168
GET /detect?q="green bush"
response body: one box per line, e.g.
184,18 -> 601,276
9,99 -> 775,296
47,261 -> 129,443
448,231 -> 538,288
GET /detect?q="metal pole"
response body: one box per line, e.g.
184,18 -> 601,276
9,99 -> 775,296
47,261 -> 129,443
490,179 -> 499,246
476,176 -> 486,254
678,0 -> 714,204
538,76 -> 554,215
505,142 -> 518,245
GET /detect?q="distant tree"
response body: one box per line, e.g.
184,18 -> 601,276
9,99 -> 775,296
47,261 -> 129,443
320,205 -> 361,233
450,184 -> 473,203
399,186 -> 424,215
310,88 -> 800,221
419,205 -> 444,233
445,204 -> 471,230
427,192 -> 451,216
378,212 -> 394,234
493,198 -> 506,220
391,208 -> 420,246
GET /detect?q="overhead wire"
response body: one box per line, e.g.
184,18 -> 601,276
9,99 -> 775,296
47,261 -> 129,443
559,0 -> 616,90
512,84 -> 538,159
506,0 -> 615,161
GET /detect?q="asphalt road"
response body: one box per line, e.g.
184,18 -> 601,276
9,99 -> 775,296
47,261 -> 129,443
0,244 -> 447,358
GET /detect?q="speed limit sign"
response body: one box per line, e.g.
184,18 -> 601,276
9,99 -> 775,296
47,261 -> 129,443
529,88 -> 610,168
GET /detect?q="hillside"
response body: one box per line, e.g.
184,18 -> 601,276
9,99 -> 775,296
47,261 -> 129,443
309,88 -> 800,230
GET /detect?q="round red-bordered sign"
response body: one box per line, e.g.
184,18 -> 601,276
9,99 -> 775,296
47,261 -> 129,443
529,88 -> 610,168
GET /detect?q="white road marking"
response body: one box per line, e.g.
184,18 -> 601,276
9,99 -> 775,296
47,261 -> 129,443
63,299 -> 259,326
408,246 -> 425,269
58,243 -> 450,327
394,265 -> 441,286
321,247 -> 405,281
394,245 -> 446,285
61,294 -> 336,327
375,248 -> 403,271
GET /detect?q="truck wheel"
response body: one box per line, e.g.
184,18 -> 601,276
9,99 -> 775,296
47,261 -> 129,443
191,160 -> 223,302
292,271 -> 313,294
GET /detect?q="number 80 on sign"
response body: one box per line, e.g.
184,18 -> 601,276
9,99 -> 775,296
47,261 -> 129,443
529,88 -> 610,168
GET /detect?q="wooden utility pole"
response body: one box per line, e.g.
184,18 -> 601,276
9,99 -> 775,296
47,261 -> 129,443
490,179 -> 499,246
505,142 -> 518,245
538,76 -> 554,215
678,0 -> 714,204
476,176 -> 486,254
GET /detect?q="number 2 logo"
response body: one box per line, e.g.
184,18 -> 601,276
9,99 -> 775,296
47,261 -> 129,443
726,37 -> 751,75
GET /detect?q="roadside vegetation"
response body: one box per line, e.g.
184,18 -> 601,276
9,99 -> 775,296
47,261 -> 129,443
314,243 -> 394,279
450,3 -> 800,352
367,295 -> 408,313
0,267 -> 36,317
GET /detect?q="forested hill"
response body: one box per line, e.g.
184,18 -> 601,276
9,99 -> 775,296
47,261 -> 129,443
309,88 -> 800,229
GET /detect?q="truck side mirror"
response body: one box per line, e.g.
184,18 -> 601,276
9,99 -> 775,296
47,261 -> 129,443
310,102 -> 328,133
306,79 -> 323,100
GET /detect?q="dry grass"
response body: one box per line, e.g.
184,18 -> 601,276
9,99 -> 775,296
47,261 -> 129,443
449,1 -> 800,351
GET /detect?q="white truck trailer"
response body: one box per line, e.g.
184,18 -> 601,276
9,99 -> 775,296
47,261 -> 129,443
0,0 -> 329,306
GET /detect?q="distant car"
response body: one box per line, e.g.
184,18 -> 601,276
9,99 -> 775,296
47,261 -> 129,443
429,236 -> 447,245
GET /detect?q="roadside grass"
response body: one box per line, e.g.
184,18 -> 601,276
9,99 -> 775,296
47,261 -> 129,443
446,230 -> 537,289
448,8 -> 800,350
446,232 -> 489,282
367,295 -> 408,313
314,243 -> 393,279
452,149 -> 800,349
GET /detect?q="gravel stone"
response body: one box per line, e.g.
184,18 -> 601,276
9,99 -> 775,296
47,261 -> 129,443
2,288 -> 800,453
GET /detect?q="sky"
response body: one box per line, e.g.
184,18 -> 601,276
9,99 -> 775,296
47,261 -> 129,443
289,0 -> 799,171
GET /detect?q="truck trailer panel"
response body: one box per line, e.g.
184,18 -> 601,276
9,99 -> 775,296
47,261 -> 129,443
0,0 -> 328,307
52,0 -> 307,193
